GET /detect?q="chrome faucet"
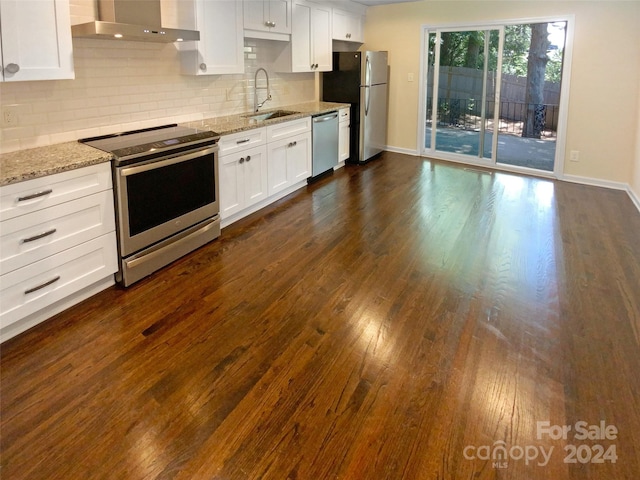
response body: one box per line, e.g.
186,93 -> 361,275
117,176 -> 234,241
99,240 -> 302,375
254,67 -> 272,112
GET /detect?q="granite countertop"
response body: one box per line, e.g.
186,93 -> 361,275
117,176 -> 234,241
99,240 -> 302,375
0,142 -> 112,187
0,101 -> 349,187
182,101 -> 349,135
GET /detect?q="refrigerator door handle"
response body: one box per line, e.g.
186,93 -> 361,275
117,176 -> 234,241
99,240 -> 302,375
364,86 -> 370,116
365,54 -> 371,86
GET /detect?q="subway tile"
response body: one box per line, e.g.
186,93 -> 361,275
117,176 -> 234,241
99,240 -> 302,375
1,40 -> 315,149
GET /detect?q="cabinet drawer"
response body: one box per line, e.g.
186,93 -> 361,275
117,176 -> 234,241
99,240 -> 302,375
339,107 -> 350,123
219,128 -> 267,155
0,163 -> 113,221
0,190 -> 116,275
266,117 -> 311,142
0,233 -> 118,329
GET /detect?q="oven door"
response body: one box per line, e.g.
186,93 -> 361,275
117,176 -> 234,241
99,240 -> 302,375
115,145 -> 219,257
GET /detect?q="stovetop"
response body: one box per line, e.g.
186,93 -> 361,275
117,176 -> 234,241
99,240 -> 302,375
79,124 -> 220,160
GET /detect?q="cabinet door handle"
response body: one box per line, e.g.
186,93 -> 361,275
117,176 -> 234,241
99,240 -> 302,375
288,141 -> 297,148
237,138 -> 251,144
17,189 -> 53,202
21,228 -> 57,243
239,157 -> 245,164
25,276 -> 60,295
5,63 -> 20,74
246,155 -> 251,162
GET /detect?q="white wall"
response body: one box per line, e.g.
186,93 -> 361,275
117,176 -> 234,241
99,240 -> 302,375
0,38 -> 315,153
632,78 -> 640,208
363,1 -> 640,186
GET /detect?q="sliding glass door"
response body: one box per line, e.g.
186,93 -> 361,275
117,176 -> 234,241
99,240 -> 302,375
425,28 -> 501,160
421,20 -> 569,175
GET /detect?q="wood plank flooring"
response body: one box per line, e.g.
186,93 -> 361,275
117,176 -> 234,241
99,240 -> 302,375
1,152 -> 639,479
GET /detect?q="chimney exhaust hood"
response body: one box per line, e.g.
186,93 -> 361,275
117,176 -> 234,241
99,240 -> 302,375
72,0 -> 199,43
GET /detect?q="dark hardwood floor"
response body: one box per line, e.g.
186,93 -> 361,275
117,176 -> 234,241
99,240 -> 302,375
1,152 -> 639,479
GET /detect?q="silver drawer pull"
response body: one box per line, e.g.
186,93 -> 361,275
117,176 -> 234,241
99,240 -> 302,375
237,138 -> 251,144
17,189 -> 53,202
22,228 -> 57,243
25,276 -> 60,295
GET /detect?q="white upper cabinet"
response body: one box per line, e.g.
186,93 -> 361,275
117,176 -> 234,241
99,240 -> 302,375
174,0 -> 244,75
332,8 -> 364,43
0,0 -> 74,82
275,0 -> 331,73
244,0 -> 292,37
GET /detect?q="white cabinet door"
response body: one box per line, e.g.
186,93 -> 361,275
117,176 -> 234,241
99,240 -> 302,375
267,0 -> 292,34
243,0 -> 291,34
288,131 -> 312,182
220,145 -> 268,218
242,146 -> 268,206
243,1 -> 267,31
311,2 -> 331,71
267,138 -> 291,196
283,1 -> 331,73
220,152 -> 244,218
178,0 -> 244,75
0,0 -> 74,81
267,131 -> 310,195
339,110 -> 350,163
332,8 -> 364,43
290,2 -> 311,72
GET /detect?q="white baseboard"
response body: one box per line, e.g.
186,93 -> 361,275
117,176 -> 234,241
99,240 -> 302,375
384,145 -> 420,156
560,174 -> 640,215
627,185 -> 640,213
560,174 -> 628,191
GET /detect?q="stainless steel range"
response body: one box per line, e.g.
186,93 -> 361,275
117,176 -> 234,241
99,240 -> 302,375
80,124 -> 220,286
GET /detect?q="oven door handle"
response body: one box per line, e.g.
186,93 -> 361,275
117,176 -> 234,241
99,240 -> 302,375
119,146 -> 218,177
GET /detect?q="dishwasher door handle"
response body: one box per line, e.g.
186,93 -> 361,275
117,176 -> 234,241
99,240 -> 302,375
314,113 -> 338,123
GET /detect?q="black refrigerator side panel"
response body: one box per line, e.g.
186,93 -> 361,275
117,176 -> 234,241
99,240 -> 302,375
322,52 -> 362,163
322,53 -> 361,103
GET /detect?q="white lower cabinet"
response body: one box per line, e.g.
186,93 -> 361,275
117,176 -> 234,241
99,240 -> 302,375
0,163 -> 117,342
267,131 -> 311,195
219,117 -> 311,226
338,107 -> 350,164
220,143 -> 268,218
0,235 -> 117,330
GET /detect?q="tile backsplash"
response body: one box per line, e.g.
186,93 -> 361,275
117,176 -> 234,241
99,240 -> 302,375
0,38 -> 315,153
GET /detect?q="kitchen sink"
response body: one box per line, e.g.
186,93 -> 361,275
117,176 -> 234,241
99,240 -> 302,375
243,110 -> 300,122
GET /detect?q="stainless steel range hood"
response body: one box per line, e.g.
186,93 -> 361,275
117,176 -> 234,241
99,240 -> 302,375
72,0 -> 199,43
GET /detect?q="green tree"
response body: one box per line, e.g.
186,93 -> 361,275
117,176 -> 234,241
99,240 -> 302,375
523,23 -> 550,138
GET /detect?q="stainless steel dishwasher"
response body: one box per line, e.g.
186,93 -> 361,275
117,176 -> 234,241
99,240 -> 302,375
312,111 -> 339,178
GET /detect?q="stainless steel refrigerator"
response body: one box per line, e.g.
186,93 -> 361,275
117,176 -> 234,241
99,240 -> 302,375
322,51 -> 388,164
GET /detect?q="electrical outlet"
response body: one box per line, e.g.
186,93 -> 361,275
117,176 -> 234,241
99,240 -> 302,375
570,150 -> 580,162
408,73 -> 414,82
2,106 -> 18,127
